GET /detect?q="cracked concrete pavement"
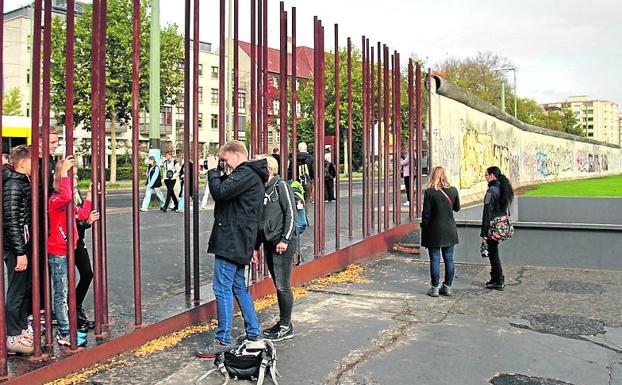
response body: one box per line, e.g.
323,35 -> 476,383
84,252 -> 622,385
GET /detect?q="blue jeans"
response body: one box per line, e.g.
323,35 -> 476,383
428,246 -> 455,287
141,187 -> 165,210
49,254 -> 70,336
213,256 -> 260,344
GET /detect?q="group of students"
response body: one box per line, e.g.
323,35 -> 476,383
4,130 -> 99,355
420,165 -> 514,296
141,152 -> 198,212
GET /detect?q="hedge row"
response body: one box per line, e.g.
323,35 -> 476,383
78,165 -> 147,181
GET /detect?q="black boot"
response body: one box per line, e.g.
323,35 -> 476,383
489,275 -> 505,291
77,306 -> 95,332
485,273 -> 496,288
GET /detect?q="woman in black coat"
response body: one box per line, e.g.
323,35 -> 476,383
421,166 -> 460,297
481,166 -> 514,290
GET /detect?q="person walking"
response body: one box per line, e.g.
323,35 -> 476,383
140,156 -> 165,212
161,152 -> 179,212
481,166 -> 514,290
197,141 -> 267,358
324,153 -> 336,202
253,155 -> 297,341
287,142 -> 314,207
421,166 -> 460,297
401,150 -> 415,206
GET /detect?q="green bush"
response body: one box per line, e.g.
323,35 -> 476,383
78,164 -> 147,182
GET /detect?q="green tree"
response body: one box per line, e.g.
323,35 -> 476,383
3,87 -> 24,116
51,0 -> 184,182
561,107 -> 582,136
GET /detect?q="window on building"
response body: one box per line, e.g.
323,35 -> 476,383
211,114 -> 218,129
211,88 -> 219,104
211,66 -> 219,79
273,100 -> 280,114
160,106 -> 173,126
238,92 -> 246,109
176,107 -> 184,128
198,64 -> 203,76
198,113 -> 203,128
272,75 -> 279,89
198,86 -> 203,103
267,131 -> 274,143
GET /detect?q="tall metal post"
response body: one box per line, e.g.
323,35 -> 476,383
346,37 -> 353,239
219,0 -> 226,145
376,41 -> 382,232
183,0 -> 191,299
383,45 -> 390,229
407,59 -> 414,221
334,24 -> 340,250
193,0 -> 201,302
361,36 -> 367,238
250,0 -> 256,156
149,0 -> 161,160
416,63 -> 423,217
227,0 -> 234,140
291,7 -> 297,180
0,0 -> 7,374
131,0 -> 142,326
233,0 -> 239,140
279,2 -> 287,175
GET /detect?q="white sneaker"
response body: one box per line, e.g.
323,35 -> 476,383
140,208 -> 148,212
403,201 -> 410,206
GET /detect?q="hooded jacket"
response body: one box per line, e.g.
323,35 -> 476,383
3,165 -> 32,256
208,159 -> 269,265
256,176 -> 297,248
48,177 -> 92,256
480,180 -> 508,238
287,152 -> 315,182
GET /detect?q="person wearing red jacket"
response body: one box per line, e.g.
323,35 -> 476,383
47,156 -> 91,347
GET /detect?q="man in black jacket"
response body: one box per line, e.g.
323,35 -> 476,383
197,141 -> 268,358
3,145 -> 34,355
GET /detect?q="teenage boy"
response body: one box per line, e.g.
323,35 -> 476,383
3,145 -> 34,355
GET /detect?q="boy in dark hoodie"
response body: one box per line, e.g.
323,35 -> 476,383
3,145 -> 34,355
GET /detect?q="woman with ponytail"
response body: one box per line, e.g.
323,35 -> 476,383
480,166 -> 514,290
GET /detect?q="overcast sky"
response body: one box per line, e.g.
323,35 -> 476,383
6,0 -> 622,107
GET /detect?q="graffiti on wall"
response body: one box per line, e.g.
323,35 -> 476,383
576,151 -> 609,173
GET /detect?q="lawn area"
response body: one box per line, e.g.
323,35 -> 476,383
522,174 -> 622,197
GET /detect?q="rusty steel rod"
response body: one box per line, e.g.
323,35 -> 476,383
183,0 -> 191,299
347,37 -> 352,239
42,0 -> 53,347
416,63 -> 423,217
383,45 -> 390,229
319,23 -> 326,252
313,17 -> 320,257
29,0 -> 43,357
291,7 -> 297,180
376,41 -> 382,233
219,0 -> 226,145
392,52 -> 399,226
250,0 -> 256,156
65,0 -> 79,350
279,2 -> 287,175
257,0 -> 263,152
0,0 -> 6,374
262,0 -> 268,153
91,0 -> 103,335
132,0 -> 142,326
370,43 -> 375,235
193,0 -> 201,302
233,0 -> 239,140
395,52 -> 401,226
408,59 -> 415,220
334,24 -> 340,250
361,36 -> 369,238
100,0 -> 110,326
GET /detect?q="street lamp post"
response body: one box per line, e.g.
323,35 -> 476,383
493,67 -> 517,119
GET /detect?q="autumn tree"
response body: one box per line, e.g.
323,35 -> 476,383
51,0 -> 184,181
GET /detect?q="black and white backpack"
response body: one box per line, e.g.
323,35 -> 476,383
195,339 -> 280,385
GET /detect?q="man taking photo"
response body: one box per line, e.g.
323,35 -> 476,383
197,140 -> 268,358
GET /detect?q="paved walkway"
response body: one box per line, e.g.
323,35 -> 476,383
74,251 -> 622,385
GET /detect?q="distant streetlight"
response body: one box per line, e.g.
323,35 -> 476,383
493,67 -> 517,119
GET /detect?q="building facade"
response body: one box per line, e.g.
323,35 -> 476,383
542,96 -> 620,146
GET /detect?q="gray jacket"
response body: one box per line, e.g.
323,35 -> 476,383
257,176 -> 297,246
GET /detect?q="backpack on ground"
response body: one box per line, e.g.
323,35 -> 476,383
195,339 -> 280,385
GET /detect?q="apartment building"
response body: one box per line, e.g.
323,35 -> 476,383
542,96 -> 620,146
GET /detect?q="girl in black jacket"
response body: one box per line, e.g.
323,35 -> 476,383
254,155 -> 297,341
421,166 -> 460,297
481,166 -> 514,290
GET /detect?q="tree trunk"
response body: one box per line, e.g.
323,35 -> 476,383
110,112 -> 118,183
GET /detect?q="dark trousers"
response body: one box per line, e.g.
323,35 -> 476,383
264,238 -> 296,327
486,239 -> 503,281
404,177 -> 411,202
164,179 -> 178,210
5,251 -> 31,336
75,244 -> 93,308
324,178 -> 335,201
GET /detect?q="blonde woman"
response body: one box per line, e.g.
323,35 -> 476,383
253,155 -> 297,341
421,166 -> 460,297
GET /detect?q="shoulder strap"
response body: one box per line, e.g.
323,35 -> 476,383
439,188 -> 452,206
